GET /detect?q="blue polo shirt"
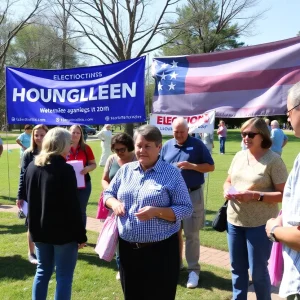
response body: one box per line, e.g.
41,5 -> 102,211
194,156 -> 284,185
270,128 -> 288,154
161,136 -> 214,188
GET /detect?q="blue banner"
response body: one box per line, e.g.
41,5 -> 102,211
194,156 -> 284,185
6,57 -> 146,125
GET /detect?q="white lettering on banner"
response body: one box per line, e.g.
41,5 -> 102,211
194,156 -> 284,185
12,82 -> 137,102
39,106 -> 110,114
68,89 -> 79,102
89,87 -> 97,101
111,84 -> 121,99
123,82 -> 136,97
53,71 -> 103,81
53,89 -> 66,102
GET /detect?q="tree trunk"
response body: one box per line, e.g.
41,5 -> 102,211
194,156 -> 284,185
124,123 -> 134,137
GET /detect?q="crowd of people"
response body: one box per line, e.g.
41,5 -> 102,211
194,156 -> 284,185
3,81 -> 299,299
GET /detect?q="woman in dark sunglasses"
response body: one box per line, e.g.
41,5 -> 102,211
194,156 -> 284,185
100,133 -> 136,280
223,117 -> 288,300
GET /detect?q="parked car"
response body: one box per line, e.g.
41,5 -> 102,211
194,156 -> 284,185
81,125 -> 96,135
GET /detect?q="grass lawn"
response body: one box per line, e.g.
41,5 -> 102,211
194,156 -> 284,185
0,212 -> 232,300
0,135 -> 19,144
0,130 -> 299,252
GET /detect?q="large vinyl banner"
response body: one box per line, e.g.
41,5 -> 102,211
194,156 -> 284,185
6,57 -> 146,125
152,37 -> 300,118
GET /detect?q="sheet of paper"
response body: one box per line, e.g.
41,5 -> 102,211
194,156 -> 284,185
67,160 -> 85,188
227,186 -> 238,195
21,201 -> 28,217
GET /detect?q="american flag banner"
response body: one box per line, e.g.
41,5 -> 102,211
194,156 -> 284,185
152,37 -> 300,118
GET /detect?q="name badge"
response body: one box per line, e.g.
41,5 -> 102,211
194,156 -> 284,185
186,147 -> 193,150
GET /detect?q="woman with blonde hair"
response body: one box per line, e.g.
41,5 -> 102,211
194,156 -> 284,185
68,125 -> 96,227
223,117 -> 288,299
22,127 -> 87,300
16,124 -> 48,264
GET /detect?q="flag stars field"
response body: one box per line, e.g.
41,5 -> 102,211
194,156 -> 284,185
171,60 -> 178,68
169,82 -> 176,90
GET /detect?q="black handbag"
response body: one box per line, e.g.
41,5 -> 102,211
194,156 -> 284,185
212,200 -> 228,232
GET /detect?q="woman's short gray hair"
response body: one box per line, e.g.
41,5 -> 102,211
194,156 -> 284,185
35,127 -> 71,166
134,125 -> 162,146
288,81 -> 300,108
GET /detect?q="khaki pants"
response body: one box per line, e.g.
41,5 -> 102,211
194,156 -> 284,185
183,186 -> 204,274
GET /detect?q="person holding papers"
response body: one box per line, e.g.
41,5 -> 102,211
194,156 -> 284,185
223,118 -> 288,299
16,124 -> 48,264
22,127 -> 87,300
68,125 -> 96,228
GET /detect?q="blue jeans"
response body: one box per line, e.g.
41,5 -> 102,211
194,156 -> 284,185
227,222 -> 272,300
219,137 -> 226,154
32,242 -> 78,300
78,180 -> 92,228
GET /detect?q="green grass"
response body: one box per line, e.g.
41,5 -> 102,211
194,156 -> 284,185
0,212 -> 232,300
0,135 -> 19,144
1,130 -> 299,252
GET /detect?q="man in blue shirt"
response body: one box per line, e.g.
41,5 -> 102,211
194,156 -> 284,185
270,120 -> 288,156
161,117 -> 215,289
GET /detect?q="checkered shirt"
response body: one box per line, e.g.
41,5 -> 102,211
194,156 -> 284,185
104,158 -> 193,243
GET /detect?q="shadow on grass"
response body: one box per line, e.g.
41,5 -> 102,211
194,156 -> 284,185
0,255 -> 35,280
0,196 -> 17,202
0,223 -> 26,235
78,251 -> 118,271
87,201 -> 99,207
178,269 -> 232,292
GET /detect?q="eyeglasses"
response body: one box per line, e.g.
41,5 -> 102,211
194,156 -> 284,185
286,103 -> 300,116
241,132 -> 259,139
113,147 -> 126,154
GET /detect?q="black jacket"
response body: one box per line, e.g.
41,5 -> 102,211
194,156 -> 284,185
23,155 -> 87,245
17,149 -> 37,200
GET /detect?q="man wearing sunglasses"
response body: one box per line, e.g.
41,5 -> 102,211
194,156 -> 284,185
270,120 -> 288,156
266,81 -> 300,300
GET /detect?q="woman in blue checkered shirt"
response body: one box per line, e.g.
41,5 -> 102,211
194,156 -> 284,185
104,125 -> 193,300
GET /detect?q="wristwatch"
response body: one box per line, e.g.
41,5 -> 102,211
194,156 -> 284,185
269,225 -> 280,242
258,192 -> 264,201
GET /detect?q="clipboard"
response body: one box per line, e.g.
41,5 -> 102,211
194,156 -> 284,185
67,160 -> 86,188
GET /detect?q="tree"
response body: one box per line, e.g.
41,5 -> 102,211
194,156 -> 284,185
11,22 -> 81,69
0,0 -> 43,93
0,0 -> 43,128
45,0 -> 85,68
68,0 -> 181,135
161,0 -> 265,56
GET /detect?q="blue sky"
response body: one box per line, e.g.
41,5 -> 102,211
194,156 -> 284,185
240,0 -> 300,46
